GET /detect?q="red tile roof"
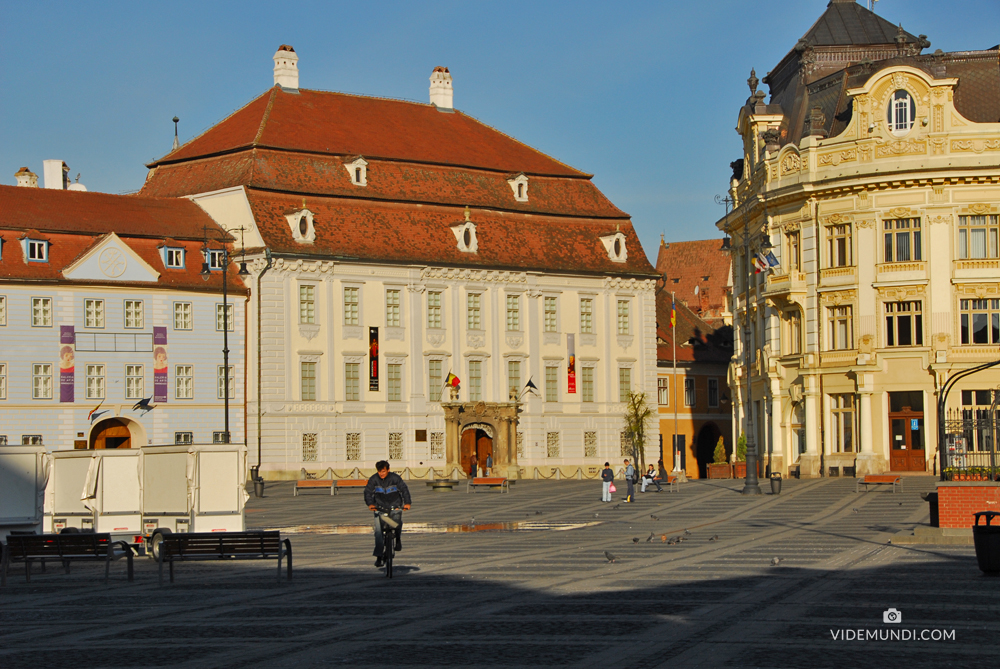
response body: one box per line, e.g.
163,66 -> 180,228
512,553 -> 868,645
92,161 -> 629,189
655,238 -> 731,327
655,288 -> 732,365
150,87 -> 587,177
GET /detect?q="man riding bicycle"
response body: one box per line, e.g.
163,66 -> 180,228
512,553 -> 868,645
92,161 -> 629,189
364,460 -> 412,568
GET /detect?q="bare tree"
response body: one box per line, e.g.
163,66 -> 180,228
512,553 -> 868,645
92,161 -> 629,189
623,390 -> 654,471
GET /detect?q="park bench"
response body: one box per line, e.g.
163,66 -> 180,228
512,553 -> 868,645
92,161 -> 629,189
294,479 -> 334,496
1,532 -> 133,586
647,475 -> 679,493
334,479 -> 368,495
855,474 -> 902,493
157,531 -> 292,585
467,477 -> 509,493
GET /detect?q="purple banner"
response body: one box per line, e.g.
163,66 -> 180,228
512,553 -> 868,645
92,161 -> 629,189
59,325 -> 75,402
153,326 -> 168,403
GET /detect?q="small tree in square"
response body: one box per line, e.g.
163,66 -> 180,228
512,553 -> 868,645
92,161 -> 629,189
623,390 -> 654,471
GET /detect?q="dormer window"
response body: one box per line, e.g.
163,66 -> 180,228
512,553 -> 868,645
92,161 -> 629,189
206,249 -> 225,270
345,157 -> 368,187
600,231 -> 628,263
26,239 -> 48,263
887,90 -> 916,136
286,208 -> 316,244
507,173 -> 529,203
452,207 -> 478,253
164,248 -> 185,268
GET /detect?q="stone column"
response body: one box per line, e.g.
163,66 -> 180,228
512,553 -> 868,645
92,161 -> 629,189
800,374 -> 821,477
507,405 -> 520,478
769,378 -> 784,476
443,403 -> 462,476
496,416 -> 510,467
855,372 -> 881,475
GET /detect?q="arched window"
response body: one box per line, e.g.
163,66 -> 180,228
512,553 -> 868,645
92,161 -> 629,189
887,90 -> 916,136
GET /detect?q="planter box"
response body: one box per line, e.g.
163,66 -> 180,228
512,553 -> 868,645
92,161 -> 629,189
733,462 -> 747,478
707,463 -> 732,479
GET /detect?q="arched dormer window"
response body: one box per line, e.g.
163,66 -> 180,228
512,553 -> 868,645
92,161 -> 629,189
507,173 -> 529,203
345,157 -> 368,187
887,90 -> 916,136
452,206 -> 478,253
599,231 -> 628,263
286,208 -> 316,244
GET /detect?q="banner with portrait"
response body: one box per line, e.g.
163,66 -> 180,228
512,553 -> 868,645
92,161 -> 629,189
153,326 -> 168,403
567,333 -> 576,394
59,325 -> 75,403
369,326 -> 379,391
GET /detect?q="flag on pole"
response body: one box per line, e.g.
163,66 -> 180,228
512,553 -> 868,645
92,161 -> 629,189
765,251 -> 779,268
523,378 -> 539,397
671,296 -> 676,328
445,372 -> 460,387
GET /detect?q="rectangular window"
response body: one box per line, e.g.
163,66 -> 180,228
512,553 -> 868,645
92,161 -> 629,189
213,431 -> 229,444
617,300 -> 630,335
344,287 -> 359,326
427,291 -> 442,329
387,364 -> 402,402
0,363 -> 6,400
22,435 -> 43,446
467,293 -> 481,330
174,302 -> 193,330
175,365 -> 194,399
619,367 -> 631,403
544,297 -> 557,333
125,364 -> 143,400
584,431 -> 597,457
546,432 -> 560,458
124,300 -> 144,329
430,432 -> 445,459
386,289 -> 401,327
31,297 -> 52,327
27,240 -> 47,262
174,432 -> 193,445
883,218 -> 922,263
299,285 -> 315,324
506,294 -> 520,331
708,378 -> 720,408
787,231 -> 800,271
657,377 -> 669,406
216,303 -> 234,331
165,248 -> 184,268
885,301 -> 923,347
580,298 -> 594,334
469,360 -> 482,401
684,378 -> 695,407
389,432 -> 404,460
508,360 -> 521,401
958,215 -> 1000,259
86,364 -> 105,400
346,433 -> 361,460
32,364 -> 52,398
428,360 -> 442,401
827,224 -> 852,267
217,365 -> 234,400
828,306 -> 854,350
207,249 -> 225,270
302,433 -> 318,462
0,295 -> 6,326
959,299 -> 1000,345
831,394 -> 855,453
84,299 -> 105,328
545,366 -> 559,403
345,363 -> 360,401
300,362 -> 316,401
582,367 -> 595,403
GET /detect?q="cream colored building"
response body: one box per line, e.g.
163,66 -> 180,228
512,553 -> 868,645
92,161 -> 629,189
718,0 -> 1000,477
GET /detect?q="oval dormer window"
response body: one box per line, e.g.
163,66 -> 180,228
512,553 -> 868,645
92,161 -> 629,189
887,90 -> 916,136
464,228 -> 472,247
614,239 -> 622,257
299,217 -> 308,236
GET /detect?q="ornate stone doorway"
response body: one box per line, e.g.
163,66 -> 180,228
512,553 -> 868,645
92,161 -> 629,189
443,400 -> 520,478
461,424 -> 494,476
89,418 -> 133,449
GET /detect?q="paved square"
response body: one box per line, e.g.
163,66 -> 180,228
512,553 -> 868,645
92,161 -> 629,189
2,476 -> 996,668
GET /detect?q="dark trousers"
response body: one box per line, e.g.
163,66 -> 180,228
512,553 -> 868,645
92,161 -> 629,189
373,509 -> 403,557
626,478 -> 635,500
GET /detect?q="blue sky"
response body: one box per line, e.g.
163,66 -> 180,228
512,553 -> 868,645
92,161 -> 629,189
2,1 -> 997,264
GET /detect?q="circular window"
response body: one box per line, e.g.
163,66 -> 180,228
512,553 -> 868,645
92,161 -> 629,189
463,228 -> 472,247
614,238 -> 622,257
886,90 -> 916,136
299,216 -> 308,236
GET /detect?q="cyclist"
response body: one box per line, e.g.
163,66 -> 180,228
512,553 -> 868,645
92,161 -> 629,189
365,460 -> 412,568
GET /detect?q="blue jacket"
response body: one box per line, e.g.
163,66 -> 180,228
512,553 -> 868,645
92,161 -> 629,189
364,471 -> 412,510
601,467 -> 614,482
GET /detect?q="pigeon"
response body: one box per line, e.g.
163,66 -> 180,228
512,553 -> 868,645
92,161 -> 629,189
650,515 -> 660,521
604,551 -> 618,563
684,529 -> 691,535
535,511 -> 542,515
594,513 -> 599,518
709,535 -> 719,542
632,537 -> 640,544
678,536 -> 687,542
852,508 -> 860,514
646,532 -> 654,543
667,537 -> 678,545
898,502 -> 903,506
771,557 -> 783,566
613,504 -> 620,510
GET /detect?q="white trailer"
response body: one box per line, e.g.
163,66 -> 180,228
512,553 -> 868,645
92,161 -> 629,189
49,448 -> 143,542
0,445 -> 48,540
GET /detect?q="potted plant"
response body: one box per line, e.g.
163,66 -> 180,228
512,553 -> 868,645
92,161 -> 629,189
733,433 -> 747,478
707,437 -> 732,479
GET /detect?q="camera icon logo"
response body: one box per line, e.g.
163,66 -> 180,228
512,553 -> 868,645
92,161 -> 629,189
883,608 -> 902,624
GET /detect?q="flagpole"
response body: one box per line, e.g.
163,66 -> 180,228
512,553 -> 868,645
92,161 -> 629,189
672,291 -> 679,473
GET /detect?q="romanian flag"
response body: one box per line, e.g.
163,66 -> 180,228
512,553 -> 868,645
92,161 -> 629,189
445,373 -> 460,387
671,297 -> 676,328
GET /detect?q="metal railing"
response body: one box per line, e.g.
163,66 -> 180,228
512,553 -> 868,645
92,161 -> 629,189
944,409 -> 999,480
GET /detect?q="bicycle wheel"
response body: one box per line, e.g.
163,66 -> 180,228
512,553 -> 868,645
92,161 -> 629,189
384,528 -> 394,578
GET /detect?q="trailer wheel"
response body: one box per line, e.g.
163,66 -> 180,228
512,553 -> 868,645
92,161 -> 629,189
149,528 -> 172,561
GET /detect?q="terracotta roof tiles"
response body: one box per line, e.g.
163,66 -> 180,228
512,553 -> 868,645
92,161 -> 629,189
655,239 -> 731,327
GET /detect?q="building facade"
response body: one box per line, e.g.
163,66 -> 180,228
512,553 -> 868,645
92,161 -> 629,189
139,47 -> 660,479
718,0 -> 1000,477
0,181 -> 246,451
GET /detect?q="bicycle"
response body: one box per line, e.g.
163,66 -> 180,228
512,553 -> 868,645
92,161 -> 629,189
375,507 -> 402,578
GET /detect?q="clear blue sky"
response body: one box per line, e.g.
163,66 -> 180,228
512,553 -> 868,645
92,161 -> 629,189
2,1 -> 997,264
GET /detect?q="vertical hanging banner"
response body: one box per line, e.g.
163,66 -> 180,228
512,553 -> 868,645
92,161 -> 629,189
153,326 -> 168,403
567,333 -> 577,394
59,325 -> 75,403
369,326 -> 379,391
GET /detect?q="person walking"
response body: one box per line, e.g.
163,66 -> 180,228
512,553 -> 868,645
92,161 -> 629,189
600,462 -> 614,502
623,459 -> 635,503
469,453 -> 478,479
641,463 -> 663,493
485,453 -> 493,477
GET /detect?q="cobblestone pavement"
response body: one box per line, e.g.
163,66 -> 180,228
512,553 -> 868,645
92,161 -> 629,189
2,476 -> 996,668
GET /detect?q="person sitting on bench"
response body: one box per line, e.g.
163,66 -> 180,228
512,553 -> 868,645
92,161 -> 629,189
641,464 -> 663,493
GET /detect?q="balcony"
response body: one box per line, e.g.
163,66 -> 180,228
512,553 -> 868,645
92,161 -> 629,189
820,349 -> 859,367
877,261 -> 927,275
764,270 -> 806,301
819,266 -> 856,286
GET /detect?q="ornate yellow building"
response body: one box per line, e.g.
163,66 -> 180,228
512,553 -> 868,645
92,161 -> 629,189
719,0 -> 1000,477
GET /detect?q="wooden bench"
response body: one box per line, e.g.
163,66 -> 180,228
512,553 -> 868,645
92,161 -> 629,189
855,474 -> 902,493
1,532 -> 133,586
157,531 -> 291,585
294,479 -> 333,496
334,479 -> 368,496
645,475 -> 679,493
467,477 -> 509,493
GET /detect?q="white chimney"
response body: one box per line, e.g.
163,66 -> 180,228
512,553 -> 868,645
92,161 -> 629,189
15,167 -> 38,188
273,45 -> 299,90
43,160 -> 69,190
429,67 -> 453,109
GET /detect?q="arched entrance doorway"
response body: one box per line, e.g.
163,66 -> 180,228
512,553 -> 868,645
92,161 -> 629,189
460,423 -> 494,476
89,417 -> 146,450
695,422 -> 724,479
